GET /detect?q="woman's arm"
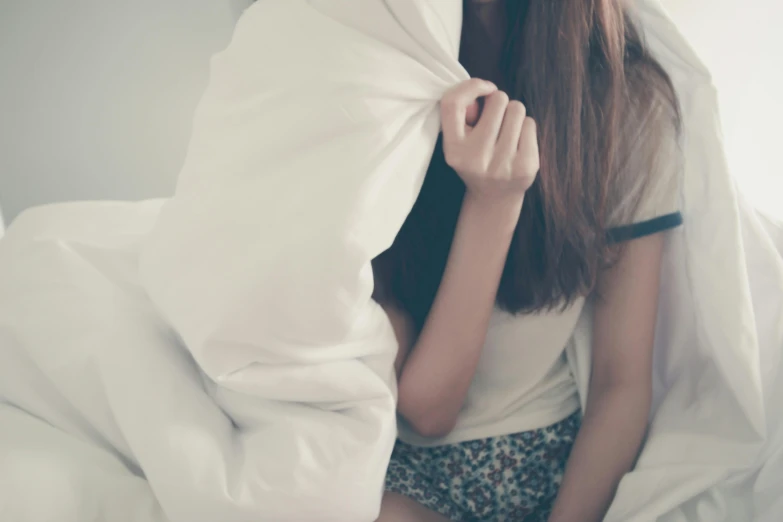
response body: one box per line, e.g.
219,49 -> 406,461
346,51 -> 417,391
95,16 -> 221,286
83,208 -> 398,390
388,78 -> 538,439
397,194 -> 523,437
548,232 -> 665,522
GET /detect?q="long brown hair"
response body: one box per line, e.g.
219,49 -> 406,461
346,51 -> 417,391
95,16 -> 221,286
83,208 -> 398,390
373,0 -> 680,330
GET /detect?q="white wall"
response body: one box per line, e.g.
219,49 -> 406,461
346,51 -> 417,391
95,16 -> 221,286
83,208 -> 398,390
0,0 -> 780,224
661,0 -> 783,219
0,0 -> 252,223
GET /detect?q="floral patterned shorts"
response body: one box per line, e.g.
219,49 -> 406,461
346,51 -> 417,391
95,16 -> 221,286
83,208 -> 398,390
384,412 -> 581,522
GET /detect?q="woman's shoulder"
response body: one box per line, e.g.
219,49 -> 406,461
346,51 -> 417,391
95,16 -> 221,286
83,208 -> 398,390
623,55 -> 680,141
606,59 -> 683,237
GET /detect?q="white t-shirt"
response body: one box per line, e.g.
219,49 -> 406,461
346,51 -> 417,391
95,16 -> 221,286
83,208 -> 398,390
398,302 -> 585,446
398,84 -> 683,447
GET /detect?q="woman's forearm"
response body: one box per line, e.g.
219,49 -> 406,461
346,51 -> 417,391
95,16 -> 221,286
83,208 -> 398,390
396,193 -> 522,438
548,383 -> 651,522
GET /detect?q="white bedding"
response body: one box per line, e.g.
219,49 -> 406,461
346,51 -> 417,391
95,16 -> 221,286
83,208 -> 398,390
1,1 -> 782,521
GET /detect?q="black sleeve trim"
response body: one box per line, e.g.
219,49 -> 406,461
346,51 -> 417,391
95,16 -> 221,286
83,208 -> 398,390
606,212 -> 683,244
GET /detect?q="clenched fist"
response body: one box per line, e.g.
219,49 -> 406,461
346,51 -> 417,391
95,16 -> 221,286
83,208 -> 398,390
440,79 -> 540,205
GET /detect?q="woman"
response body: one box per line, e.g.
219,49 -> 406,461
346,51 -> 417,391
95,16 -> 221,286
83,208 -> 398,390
372,1 -> 683,521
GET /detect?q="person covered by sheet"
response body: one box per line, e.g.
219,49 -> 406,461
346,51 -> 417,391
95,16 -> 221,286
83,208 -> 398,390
371,1 -> 683,521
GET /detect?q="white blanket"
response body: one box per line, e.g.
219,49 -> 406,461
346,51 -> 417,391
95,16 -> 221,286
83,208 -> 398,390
1,1 -> 782,521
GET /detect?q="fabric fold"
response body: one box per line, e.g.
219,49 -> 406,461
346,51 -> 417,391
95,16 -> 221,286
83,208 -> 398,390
0,1 -> 781,521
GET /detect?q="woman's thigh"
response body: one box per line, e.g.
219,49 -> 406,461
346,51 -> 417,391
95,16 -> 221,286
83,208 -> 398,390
376,492 -> 453,522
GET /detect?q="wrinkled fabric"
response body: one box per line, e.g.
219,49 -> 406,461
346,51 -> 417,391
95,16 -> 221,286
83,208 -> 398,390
567,4 -> 783,520
0,1 -> 782,521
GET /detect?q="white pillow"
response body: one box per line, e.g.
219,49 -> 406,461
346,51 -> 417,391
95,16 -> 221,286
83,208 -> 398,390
0,0 -> 253,223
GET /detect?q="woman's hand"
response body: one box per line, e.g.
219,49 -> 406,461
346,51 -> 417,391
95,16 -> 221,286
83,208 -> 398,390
441,78 -> 540,206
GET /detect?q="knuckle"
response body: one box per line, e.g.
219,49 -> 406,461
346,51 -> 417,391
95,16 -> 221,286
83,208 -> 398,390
474,153 -> 492,174
440,95 -> 459,111
516,154 -> 540,175
467,78 -> 486,89
495,160 -> 514,179
447,78 -> 485,102
530,156 -> 541,172
508,100 -> 526,115
520,119 -> 539,148
493,91 -> 510,106
518,129 -> 536,147
483,159 -> 498,178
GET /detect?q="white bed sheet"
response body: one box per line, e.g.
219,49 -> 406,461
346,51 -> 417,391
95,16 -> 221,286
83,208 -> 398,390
0,1 -> 782,521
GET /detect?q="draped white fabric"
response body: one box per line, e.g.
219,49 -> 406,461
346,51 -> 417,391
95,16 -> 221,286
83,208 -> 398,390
661,0 -> 783,221
569,4 -> 783,520
0,1 -> 781,521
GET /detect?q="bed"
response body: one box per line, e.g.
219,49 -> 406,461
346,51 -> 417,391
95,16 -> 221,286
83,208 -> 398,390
1,1 -> 782,521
